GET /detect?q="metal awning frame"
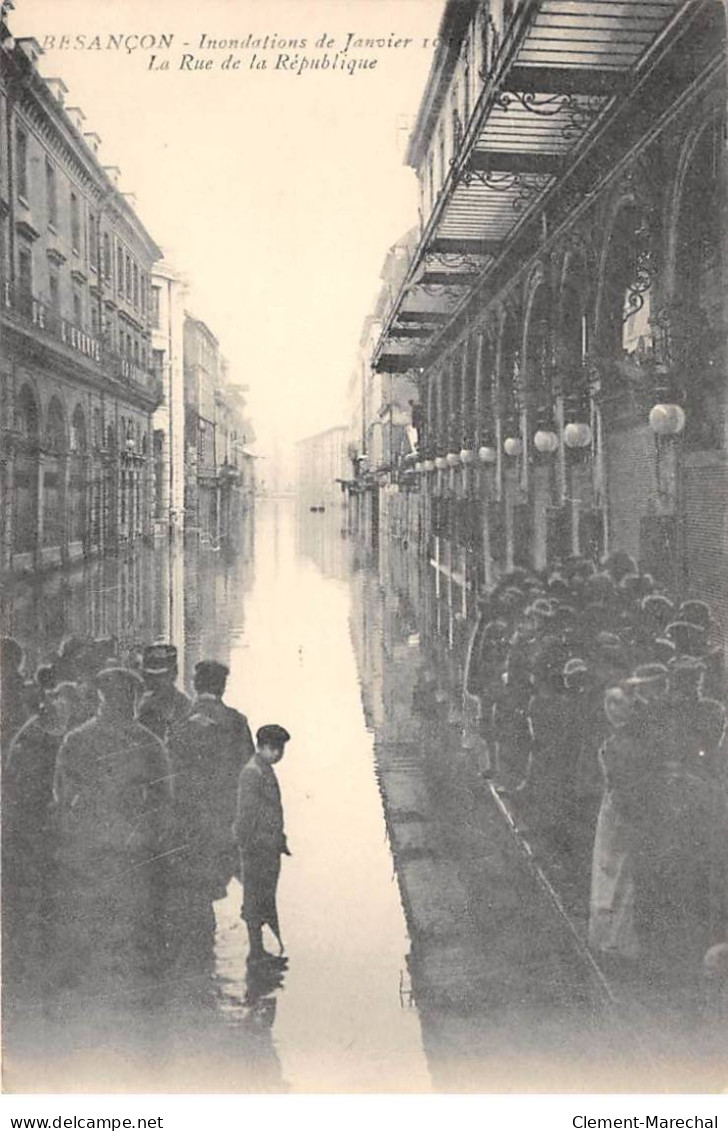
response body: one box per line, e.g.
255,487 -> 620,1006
374,0 -> 698,372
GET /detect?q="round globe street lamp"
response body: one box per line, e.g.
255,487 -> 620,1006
478,444 -> 497,464
459,448 -> 475,466
649,403 -> 686,436
503,436 -> 522,458
563,421 -> 593,449
533,429 -> 559,454
423,460 -> 435,473
434,456 -> 448,471
446,451 -> 460,468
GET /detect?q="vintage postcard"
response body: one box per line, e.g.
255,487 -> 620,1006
1,0 -> 727,1097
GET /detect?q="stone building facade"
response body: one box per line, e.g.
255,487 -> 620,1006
0,29 -> 162,575
372,0 -> 727,635
183,314 -> 254,542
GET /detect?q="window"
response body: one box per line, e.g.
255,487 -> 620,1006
438,124 -> 446,187
117,242 -> 124,291
151,285 -> 161,328
132,262 -> 139,307
141,274 -> 147,315
16,129 -> 29,201
125,254 -> 132,300
73,289 -> 82,327
18,246 -> 32,299
103,232 -> 111,279
46,160 -> 58,228
89,212 -> 98,267
91,304 -> 99,335
71,193 -> 81,252
49,268 -> 60,314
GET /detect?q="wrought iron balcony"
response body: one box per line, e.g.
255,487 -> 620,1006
1,276 -> 162,406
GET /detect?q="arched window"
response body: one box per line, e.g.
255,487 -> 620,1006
674,118 -> 725,449
498,315 -> 521,445
15,384 -> 40,441
45,397 -> 66,454
70,404 -> 87,452
477,334 -> 496,447
525,284 -> 554,433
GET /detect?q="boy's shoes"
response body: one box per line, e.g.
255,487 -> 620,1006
247,950 -> 288,968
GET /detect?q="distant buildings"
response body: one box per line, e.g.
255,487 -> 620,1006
295,425 -> 348,511
183,315 -> 255,543
0,11 -> 257,575
150,259 -> 187,535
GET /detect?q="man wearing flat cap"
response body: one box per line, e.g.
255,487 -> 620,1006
138,643 -> 191,743
235,724 -> 292,964
166,659 -> 255,958
53,666 -> 174,983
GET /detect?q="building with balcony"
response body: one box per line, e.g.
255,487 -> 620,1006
183,314 -> 255,543
150,259 -> 187,536
0,25 -> 162,575
346,233 -> 422,549
372,0 -> 728,635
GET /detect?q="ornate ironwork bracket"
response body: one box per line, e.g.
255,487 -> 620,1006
496,90 -> 605,143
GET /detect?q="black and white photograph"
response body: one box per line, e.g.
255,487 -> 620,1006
0,0 -> 727,1098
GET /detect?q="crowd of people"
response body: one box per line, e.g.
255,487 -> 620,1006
464,550 -> 727,996
1,636 -> 292,1005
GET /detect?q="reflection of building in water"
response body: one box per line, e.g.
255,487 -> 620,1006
295,426 -> 348,511
1,508 -> 256,691
295,510 -> 350,583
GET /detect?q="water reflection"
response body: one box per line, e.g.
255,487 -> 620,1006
3,502 -> 430,1093
5,501 -> 723,1093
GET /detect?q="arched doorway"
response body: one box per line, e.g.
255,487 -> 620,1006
523,282 -> 558,569
42,397 -> 67,562
68,404 -> 88,557
13,385 -> 40,561
497,312 -> 525,568
559,260 -> 601,560
103,423 -> 118,551
597,198 -> 664,574
672,115 -> 727,622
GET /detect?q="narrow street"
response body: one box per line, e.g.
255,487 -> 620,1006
3,502 -> 724,1093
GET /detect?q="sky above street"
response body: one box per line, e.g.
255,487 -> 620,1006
12,0 -> 442,463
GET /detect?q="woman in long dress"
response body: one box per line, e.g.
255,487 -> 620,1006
588,685 -> 644,965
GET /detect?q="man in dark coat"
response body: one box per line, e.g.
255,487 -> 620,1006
163,659 -> 255,970
53,666 -> 174,987
167,659 -> 255,900
138,643 -> 191,743
3,679 -> 76,991
235,724 -> 291,965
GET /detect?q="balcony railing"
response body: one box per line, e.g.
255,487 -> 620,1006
2,276 -> 161,403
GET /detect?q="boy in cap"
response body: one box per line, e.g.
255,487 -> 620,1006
234,724 -> 291,965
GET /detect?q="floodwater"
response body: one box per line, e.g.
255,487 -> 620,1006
3,500 -> 726,1094
3,500 -> 429,1093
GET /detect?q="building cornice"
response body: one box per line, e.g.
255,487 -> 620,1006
1,43 -> 161,261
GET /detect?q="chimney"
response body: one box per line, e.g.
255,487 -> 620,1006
103,165 -> 121,187
45,77 -> 68,105
16,36 -> 42,66
122,191 -> 138,210
84,131 -> 102,155
65,105 -> 86,132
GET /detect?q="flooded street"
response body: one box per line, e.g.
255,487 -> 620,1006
3,502 -> 725,1094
